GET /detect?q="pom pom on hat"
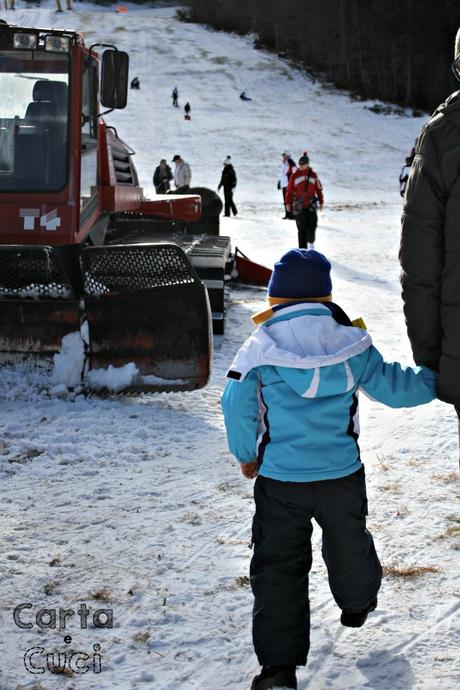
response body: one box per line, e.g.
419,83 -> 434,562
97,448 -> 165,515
268,249 -> 332,299
223,157 -> 232,165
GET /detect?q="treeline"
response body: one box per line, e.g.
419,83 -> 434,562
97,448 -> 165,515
184,0 -> 460,112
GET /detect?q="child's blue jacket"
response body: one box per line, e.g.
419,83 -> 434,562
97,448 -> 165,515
221,303 -> 437,482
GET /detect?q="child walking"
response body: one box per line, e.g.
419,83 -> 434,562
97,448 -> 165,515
221,249 -> 437,690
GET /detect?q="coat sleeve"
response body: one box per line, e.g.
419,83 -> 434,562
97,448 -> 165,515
221,370 -> 261,462
315,176 -> 324,206
399,127 -> 446,370
184,163 -> 191,186
356,345 -> 437,408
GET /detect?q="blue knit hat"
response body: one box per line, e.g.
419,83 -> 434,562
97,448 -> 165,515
268,249 -> 332,299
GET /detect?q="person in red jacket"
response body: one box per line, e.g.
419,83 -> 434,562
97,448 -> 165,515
285,154 -> 324,249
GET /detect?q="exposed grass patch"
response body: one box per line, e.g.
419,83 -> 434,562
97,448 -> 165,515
431,471 -> 459,483
179,512 -> 201,525
376,452 -> 390,471
382,563 -> 440,578
405,457 -> 419,467
133,630 -> 150,644
378,482 -> 401,494
90,586 -> 113,603
44,580 -> 59,596
232,575 -> 250,588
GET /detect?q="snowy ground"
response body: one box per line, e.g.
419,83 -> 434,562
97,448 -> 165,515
0,3 -> 459,689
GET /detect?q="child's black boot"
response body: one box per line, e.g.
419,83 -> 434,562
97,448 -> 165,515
251,664 -> 297,689
340,597 -> 377,628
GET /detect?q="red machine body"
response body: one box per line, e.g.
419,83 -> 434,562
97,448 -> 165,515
0,23 -> 215,392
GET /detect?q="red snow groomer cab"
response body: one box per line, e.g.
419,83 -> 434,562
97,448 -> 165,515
0,22 -> 232,392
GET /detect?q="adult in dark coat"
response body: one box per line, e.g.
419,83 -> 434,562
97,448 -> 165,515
153,159 -> 173,194
218,158 -> 238,217
400,27 -> 460,417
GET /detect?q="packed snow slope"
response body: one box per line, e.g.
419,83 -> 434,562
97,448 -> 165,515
0,3 -> 459,690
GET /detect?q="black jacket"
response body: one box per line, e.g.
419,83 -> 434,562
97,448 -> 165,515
153,164 -> 173,194
218,165 -> 237,190
400,91 -> 460,404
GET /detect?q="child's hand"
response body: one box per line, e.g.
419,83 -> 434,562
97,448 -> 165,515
241,461 -> 258,479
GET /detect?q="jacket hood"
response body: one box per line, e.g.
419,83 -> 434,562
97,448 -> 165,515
227,303 -> 372,397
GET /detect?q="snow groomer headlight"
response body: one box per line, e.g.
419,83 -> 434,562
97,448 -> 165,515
45,35 -> 70,52
13,32 -> 37,49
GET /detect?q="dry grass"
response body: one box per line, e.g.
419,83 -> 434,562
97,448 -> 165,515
376,452 -> 390,471
90,586 -> 113,603
133,630 -> 150,644
382,563 -> 440,578
395,506 -> 410,518
232,575 -> 250,589
179,512 -> 201,525
405,458 -> 419,467
44,580 -> 59,596
378,482 -> 402,494
431,471 -> 459,483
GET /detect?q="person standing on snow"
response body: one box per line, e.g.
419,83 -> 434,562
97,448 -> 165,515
172,154 -> 191,192
400,26 -> 460,446
172,86 -> 179,107
153,158 -> 173,194
184,102 -> 191,119
398,144 -> 416,197
221,249 -> 437,690
278,151 -> 296,219
218,157 -> 238,217
285,153 -> 323,249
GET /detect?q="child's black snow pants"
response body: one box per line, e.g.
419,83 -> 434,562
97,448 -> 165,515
250,466 -> 382,666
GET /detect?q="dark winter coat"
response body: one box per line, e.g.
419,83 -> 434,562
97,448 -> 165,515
153,164 -> 173,194
400,91 -> 460,405
218,165 -> 237,190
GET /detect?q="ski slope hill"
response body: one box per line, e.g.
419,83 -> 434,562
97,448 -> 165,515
0,3 -> 458,690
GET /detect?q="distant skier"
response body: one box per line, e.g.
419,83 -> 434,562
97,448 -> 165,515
153,159 -> 173,194
399,145 -> 416,197
184,102 -> 191,120
172,154 -> 191,192
172,86 -> 179,107
240,91 -> 252,101
218,157 -> 237,217
130,76 -> 140,90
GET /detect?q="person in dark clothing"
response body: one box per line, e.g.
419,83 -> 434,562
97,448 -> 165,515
240,91 -> 252,101
130,76 -> 140,90
153,159 -> 173,194
398,145 -> 415,197
221,249 -> 437,690
218,157 -> 237,217
172,86 -> 179,107
184,102 -> 191,120
400,27 -> 460,432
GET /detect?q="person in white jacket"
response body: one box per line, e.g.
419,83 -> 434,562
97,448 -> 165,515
172,154 -> 191,191
278,151 -> 296,219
